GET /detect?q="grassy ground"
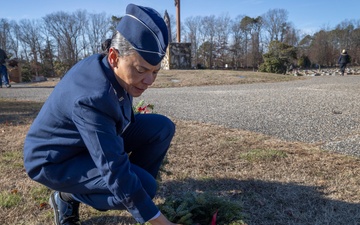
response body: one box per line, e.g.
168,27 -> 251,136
32,69 -> 304,88
1,70 -> 360,224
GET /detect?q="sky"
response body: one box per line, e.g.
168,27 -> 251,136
1,0 -> 360,35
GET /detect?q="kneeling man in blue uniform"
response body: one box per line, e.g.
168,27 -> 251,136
24,4 -> 179,225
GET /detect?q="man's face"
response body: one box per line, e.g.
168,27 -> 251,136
110,49 -> 161,97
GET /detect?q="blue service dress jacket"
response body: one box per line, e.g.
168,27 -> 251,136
23,54 -> 159,222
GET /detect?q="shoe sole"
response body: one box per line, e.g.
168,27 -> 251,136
49,192 -> 61,225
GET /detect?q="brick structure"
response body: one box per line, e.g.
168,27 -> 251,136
8,66 -> 21,83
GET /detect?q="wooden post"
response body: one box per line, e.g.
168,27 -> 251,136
175,0 -> 181,42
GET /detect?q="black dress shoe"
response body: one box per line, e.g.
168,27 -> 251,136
49,191 -> 81,225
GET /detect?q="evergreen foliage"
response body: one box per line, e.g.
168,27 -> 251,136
259,40 -> 297,74
158,192 -> 245,225
297,55 -> 311,69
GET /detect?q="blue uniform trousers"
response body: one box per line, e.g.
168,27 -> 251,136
0,65 -> 10,86
53,113 -> 175,211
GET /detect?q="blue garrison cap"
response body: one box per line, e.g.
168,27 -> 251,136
116,4 -> 169,66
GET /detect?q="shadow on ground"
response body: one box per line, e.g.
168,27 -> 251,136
0,100 -> 43,124
78,178 -> 360,224
158,178 -> 360,225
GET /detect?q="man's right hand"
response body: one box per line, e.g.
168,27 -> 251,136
149,213 -> 182,225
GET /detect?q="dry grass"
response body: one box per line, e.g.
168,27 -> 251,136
1,70 -> 359,224
29,69 -> 305,89
151,70 -> 303,88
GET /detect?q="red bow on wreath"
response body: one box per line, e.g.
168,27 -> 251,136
211,210 -> 218,225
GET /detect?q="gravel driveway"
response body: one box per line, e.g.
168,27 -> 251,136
2,76 -> 360,157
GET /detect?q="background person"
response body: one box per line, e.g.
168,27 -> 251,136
24,4 -> 180,225
338,49 -> 351,75
0,48 -> 11,88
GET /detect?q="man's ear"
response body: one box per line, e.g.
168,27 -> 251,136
108,48 -> 118,68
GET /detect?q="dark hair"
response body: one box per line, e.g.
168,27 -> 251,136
101,39 -> 112,52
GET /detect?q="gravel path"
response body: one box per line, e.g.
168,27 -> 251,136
2,76 -> 360,157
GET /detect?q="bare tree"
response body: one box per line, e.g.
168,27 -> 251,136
87,12 -> 112,54
309,29 -> 334,67
0,18 -> 12,51
335,20 -> 355,50
249,17 -> 263,70
160,12 -> 176,43
4,5 -> 360,78
74,10 -> 90,58
297,19 -> 360,67
198,15 -> 217,68
184,16 -> 201,67
230,15 -> 245,69
8,20 -> 21,58
43,11 -> 86,70
282,23 -> 300,46
41,38 -> 56,76
350,21 -> 360,65
262,9 -> 289,45
18,19 -> 44,76
214,13 -> 231,68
